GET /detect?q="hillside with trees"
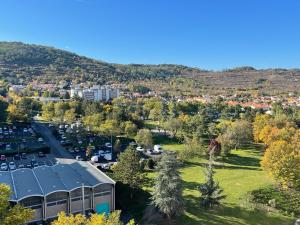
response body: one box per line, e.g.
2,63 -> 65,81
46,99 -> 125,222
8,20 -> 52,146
0,41 -> 300,95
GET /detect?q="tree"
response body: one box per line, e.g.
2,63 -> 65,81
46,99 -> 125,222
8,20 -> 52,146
113,146 -> 144,198
261,140 -> 300,189
100,119 -> 120,136
113,139 -> 121,154
163,118 -> 182,137
0,184 -> 33,225
151,153 -> 184,219
179,135 -> 204,160
135,129 -> 153,149
52,210 -> 134,225
217,120 -> 253,155
124,121 -> 137,137
253,114 -> 271,142
82,113 -> 104,132
42,102 -> 55,121
86,145 -> 93,158
0,97 -> 8,122
199,151 -> 226,208
64,108 -> 76,124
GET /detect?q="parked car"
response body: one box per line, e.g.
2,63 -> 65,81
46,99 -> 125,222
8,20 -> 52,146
75,155 -> 83,161
1,162 -> 8,171
5,144 -> 11,151
38,138 -> 44,142
105,142 -> 112,148
25,164 -> 32,169
68,148 -> 75,153
136,146 -> 144,152
38,152 -> 45,157
14,154 -> 21,160
21,153 -> 27,159
1,155 -> 6,161
23,128 -> 28,133
8,162 -> 16,170
18,164 -> 25,169
38,161 -> 46,166
31,159 -> 39,168
74,147 -> 80,153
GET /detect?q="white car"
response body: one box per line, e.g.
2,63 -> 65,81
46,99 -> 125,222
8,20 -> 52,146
136,146 -> 144,152
8,162 -> 16,170
1,163 -> 8,171
23,128 -> 28,133
105,142 -> 112,148
5,144 -> 11,151
91,155 -> 99,163
38,138 -> 44,142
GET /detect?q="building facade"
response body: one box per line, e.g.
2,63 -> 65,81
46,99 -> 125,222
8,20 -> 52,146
0,160 -> 115,223
70,85 -> 120,101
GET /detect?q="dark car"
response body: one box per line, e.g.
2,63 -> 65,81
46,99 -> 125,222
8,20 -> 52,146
14,154 -> 21,160
38,161 -> 45,166
25,164 -> 32,169
30,159 -> 39,168
38,152 -> 45,157
21,153 -> 27,159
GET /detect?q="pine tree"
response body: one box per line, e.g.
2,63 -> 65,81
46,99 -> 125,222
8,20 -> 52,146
151,153 -> 184,219
199,150 -> 226,208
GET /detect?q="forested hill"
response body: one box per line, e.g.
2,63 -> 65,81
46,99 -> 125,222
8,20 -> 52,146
0,42 -> 300,95
0,42 -> 204,84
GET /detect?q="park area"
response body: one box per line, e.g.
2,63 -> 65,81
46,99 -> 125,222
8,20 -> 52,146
134,134 -> 294,225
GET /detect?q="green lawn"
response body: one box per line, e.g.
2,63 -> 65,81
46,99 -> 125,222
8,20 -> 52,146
144,135 -> 294,225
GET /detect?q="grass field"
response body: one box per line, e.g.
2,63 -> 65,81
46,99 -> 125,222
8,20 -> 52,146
144,134 -> 294,225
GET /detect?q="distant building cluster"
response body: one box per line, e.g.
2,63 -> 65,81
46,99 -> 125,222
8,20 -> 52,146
9,85 -> 26,93
70,85 -> 120,101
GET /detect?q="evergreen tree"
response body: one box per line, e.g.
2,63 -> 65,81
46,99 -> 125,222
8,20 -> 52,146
199,150 -> 226,208
113,146 -> 144,199
151,153 -> 184,219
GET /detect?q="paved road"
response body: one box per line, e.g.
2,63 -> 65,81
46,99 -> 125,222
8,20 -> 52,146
32,120 -> 73,159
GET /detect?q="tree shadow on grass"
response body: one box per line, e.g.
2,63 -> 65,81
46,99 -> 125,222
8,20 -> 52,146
219,153 -> 261,167
182,160 -> 261,171
115,182 -> 151,223
179,194 -> 293,225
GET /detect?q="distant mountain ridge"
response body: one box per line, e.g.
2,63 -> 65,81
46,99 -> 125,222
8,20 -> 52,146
0,41 -> 206,84
0,41 -> 299,95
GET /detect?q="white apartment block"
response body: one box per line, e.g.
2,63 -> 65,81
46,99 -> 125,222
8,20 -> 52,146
70,85 -> 120,102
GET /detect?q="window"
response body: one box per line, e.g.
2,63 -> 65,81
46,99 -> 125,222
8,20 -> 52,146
94,191 -> 111,198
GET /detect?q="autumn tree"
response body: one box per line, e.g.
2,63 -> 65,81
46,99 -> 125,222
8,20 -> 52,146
261,139 -> 300,189
52,210 -> 134,225
124,121 -> 137,137
0,184 -> 33,225
135,129 -> 153,149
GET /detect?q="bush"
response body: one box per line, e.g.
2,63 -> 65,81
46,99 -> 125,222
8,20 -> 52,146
250,186 -> 300,216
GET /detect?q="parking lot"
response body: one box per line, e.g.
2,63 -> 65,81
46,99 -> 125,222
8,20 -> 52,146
1,152 -> 57,170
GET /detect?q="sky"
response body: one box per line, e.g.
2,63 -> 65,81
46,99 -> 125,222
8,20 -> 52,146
0,0 -> 300,70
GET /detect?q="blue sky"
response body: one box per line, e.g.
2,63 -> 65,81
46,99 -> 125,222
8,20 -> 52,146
1,0 -> 300,70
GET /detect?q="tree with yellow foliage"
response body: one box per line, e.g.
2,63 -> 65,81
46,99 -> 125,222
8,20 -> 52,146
0,184 -> 33,225
52,211 -> 134,225
253,114 -> 271,142
261,139 -> 300,189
